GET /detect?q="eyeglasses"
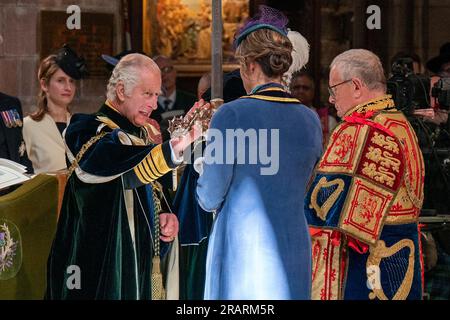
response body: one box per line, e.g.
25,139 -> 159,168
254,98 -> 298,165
328,79 -> 352,97
160,66 -> 174,74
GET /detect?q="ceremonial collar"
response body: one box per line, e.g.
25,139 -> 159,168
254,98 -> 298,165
242,82 -> 300,104
343,95 -> 396,118
99,100 -> 141,136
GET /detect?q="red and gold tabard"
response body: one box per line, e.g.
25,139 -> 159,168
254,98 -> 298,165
305,95 -> 425,300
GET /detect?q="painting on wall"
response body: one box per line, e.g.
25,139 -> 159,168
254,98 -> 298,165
143,0 -> 249,76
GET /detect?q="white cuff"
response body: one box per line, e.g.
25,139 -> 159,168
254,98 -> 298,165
169,140 -> 184,165
193,156 -> 205,175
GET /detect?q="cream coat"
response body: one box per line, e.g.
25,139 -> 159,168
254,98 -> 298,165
23,113 -> 69,174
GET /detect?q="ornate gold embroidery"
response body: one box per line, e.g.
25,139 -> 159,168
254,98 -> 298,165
365,147 -> 401,173
310,231 -> 344,300
366,239 -> 415,300
371,132 -> 400,154
320,124 -> 369,174
373,112 -> 424,209
339,178 -> 393,244
357,196 -> 379,226
312,240 -> 321,282
329,133 -> 354,163
362,162 -> 396,187
385,187 -> 418,225
310,177 -> 345,221
343,95 -> 395,117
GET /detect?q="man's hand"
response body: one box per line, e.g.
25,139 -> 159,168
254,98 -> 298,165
159,213 -> 179,242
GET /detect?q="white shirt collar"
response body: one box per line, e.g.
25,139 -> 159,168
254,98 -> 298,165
158,90 -> 177,110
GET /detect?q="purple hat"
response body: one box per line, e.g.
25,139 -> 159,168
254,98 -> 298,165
234,5 -> 289,48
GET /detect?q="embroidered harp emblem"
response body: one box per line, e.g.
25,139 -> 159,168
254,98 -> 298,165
366,239 -> 415,300
310,177 -> 345,221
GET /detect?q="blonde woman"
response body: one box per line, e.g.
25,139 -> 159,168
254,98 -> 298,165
23,45 -> 86,173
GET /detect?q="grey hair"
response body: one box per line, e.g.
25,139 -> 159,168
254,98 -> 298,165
330,49 -> 387,92
106,53 -> 159,101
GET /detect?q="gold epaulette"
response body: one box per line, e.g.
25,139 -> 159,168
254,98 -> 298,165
96,116 -> 146,146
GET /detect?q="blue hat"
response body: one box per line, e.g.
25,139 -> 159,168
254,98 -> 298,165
101,50 -> 145,70
234,5 -> 289,48
101,54 -> 119,67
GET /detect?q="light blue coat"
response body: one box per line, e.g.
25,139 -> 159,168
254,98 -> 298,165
197,83 -> 323,299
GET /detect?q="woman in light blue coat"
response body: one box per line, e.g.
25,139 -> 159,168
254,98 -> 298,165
196,6 -> 323,299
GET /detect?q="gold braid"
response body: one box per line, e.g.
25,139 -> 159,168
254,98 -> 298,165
67,132 -> 108,177
150,181 -> 166,300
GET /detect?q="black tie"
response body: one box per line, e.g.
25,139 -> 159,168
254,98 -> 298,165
163,99 -> 172,111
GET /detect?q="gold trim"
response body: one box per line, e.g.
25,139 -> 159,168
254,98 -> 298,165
258,87 -> 285,93
139,160 -> 158,181
320,124 -> 369,174
134,166 -> 151,184
68,132 -> 108,177
133,166 -> 145,183
309,177 -> 345,221
96,116 -> 119,130
404,170 -> 424,209
343,95 -> 395,117
104,100 -> 121,114
241,95 -> 300,103
150,144 -> 171,175
96,115 -> 146,146
373,112 -> 424,209
338,177 -> 393,245
311,231 -> 344,300
145,156 -> 161,177
366,239 -> 415,300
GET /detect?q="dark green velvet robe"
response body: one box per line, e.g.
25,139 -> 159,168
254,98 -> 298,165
45,103 -> 175,300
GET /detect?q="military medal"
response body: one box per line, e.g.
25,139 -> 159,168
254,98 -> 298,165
1,110 -> 13,128
0,109 -> 22,128
13,110 -> 23,127
6,110 -> 15,127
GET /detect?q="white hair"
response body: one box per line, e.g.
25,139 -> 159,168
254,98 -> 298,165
330,49 -> 387,92
106,53 -> 159,101
284,29 -> 310,87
